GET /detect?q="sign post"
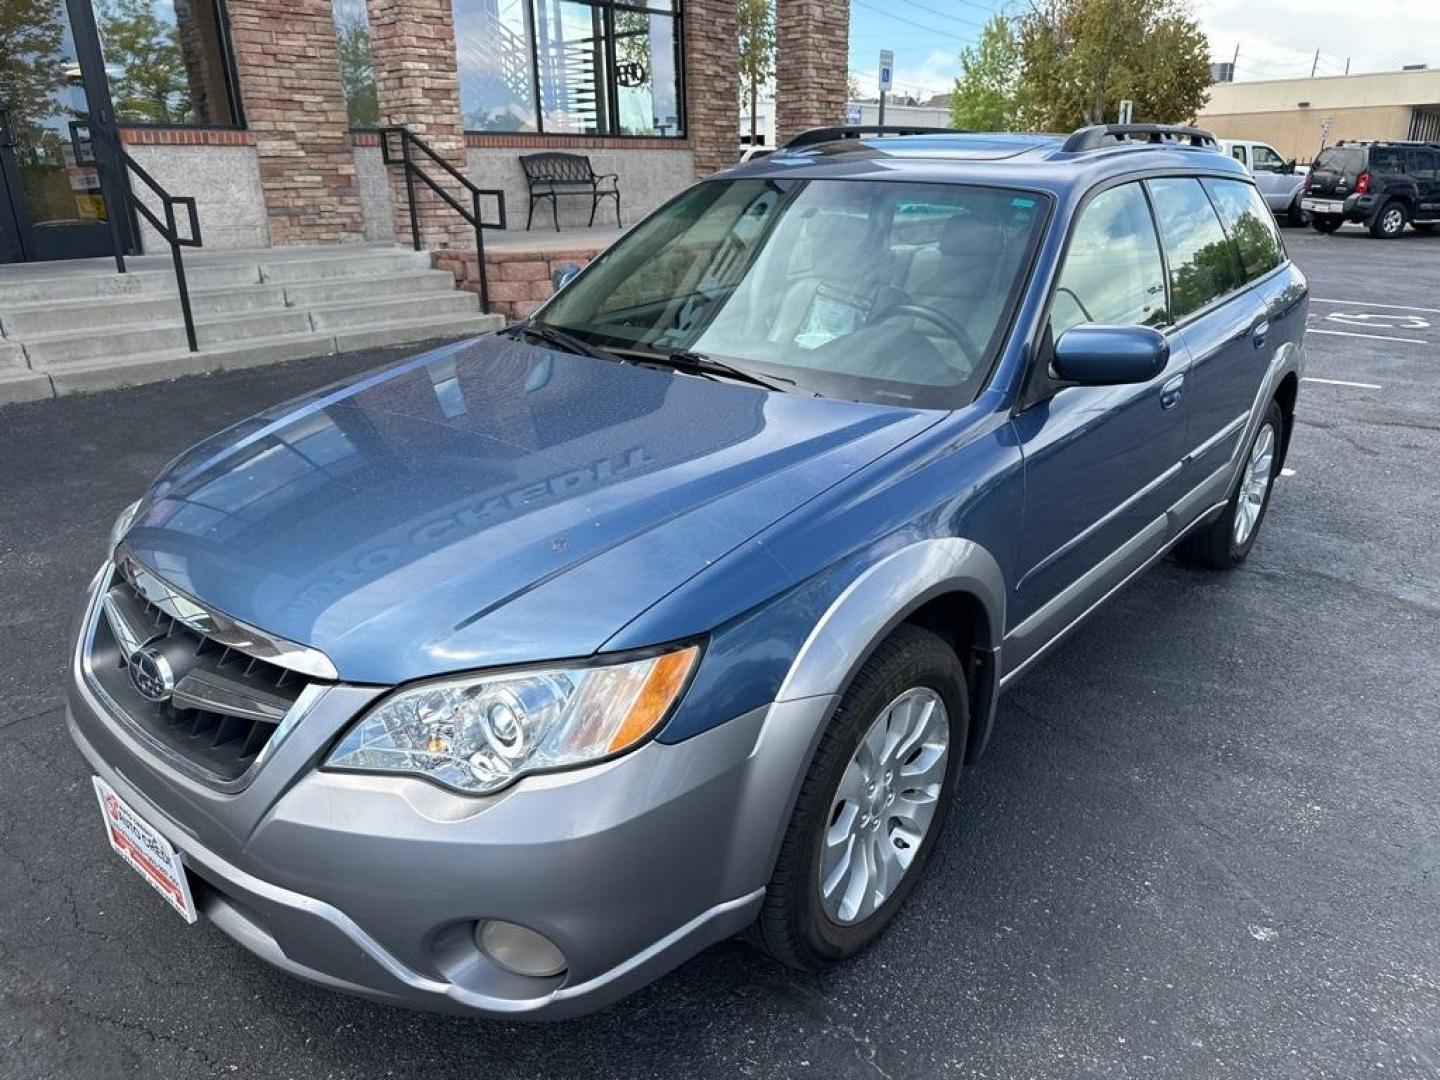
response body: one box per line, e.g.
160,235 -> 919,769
1117,99 -> 1133,125
878,49 -> 893,128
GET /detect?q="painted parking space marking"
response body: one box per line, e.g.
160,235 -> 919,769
1324,311 -> 1430,331
1301,376 -> 1384,390
1312,298 -> 1440,315
1307,328 -> 1430,346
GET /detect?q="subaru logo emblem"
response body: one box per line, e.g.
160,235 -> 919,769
129,645 -> 175,702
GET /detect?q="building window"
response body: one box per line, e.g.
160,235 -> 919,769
331,0 -> 378,129
96,0 -> 240,126
454,0 -> 684,138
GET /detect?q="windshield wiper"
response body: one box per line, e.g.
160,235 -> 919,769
626,348 -> 795,393
510,321 -> 625,365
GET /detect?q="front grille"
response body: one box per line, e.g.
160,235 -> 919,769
86,571 -> 311,784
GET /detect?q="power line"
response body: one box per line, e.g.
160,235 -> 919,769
852,0 -> 979,41
892,0 -> 999,30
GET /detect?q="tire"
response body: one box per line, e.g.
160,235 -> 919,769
1369,199 -> 1408,238
1286,198 -> 1308,228
1311,214 -> 1343,233
749,623 -> 968,971
1176,400 -> 1285,571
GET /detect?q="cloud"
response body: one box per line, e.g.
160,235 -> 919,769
851,48 -> 960,98
1199,0 -> 1440,78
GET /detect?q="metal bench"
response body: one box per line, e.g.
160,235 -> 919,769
519,152 -> 621,231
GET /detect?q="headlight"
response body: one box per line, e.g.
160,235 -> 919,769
325,644 -> 700,794
109,499 -> 142,556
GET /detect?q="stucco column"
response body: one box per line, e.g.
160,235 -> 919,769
365,0 -> 472,249
225,0 -> 364,245
685,0 -> 741,176
775,0 -> 850,148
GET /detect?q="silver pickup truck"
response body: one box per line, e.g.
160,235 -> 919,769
1220,139 -> 1310,225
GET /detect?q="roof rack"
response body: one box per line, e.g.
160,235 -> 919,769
784,125 -> 963,149
1062,123 -> 1218,153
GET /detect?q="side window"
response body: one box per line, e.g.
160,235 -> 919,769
1369,147 -> 1402,173
1408,150 -> 1438,179
1147,178 -> 1243,321
1251,145 -> 1285,172
1203,179 -> 1285,281
1050,183 -> 1167,340
1230,145 -> 1247,167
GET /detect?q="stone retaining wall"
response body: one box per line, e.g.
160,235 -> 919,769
435,246 -> 599,321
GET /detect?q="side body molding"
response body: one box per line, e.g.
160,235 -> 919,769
775,537 -> 1007,760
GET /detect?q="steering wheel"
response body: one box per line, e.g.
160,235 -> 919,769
870,302 -> 983,369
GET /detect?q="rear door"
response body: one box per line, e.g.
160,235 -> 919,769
1146,177 -> 1267,498
1006,181 -> 1188,669
1409,148 -> 1440,221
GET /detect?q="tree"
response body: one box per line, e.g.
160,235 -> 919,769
0,0 -> 66,129
1014,0 -> 1210,129
738,0 -> 774,144
950,15 -> 1026,131
96,0 -> 192,124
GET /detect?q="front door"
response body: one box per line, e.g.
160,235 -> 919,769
0,0 -> 125,263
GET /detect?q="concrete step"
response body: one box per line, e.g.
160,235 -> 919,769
0,285 -> 290,337
24,308 -> 315,367
309,291 -> 482,331
0,369 -> 52,405
259,249 -> 432,283
0,262 -> 263,306
1,340 -> 24,369
42,313 -> 503,397
280,270 -> 458,307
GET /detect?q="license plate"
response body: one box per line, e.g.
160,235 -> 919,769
1301,199 -> 1344,214
92,776 -> 198,923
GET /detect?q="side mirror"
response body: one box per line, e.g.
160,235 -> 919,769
551,263 -> 582,291
1280,159 -> 1296,175
1052,324 -> 1169,386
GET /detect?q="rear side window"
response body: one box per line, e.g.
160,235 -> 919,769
1203,179 -> 1285,281
1409,149 -> 1438,179
1369,147 -> 1403,173
1314,147 -> 1364,175
1147,178 -> 1242,321
1050,182 -> 1167,339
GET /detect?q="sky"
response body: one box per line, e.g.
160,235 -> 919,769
846,0 -> 1440,100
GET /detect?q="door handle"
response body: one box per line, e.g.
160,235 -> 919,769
1160,373 -> 1185,410
1252,320 -> 1270,349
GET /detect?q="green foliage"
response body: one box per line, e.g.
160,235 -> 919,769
334,9 -> 378,130
97,0 -> 192,125
950,15 -> 1025,131
0,0 -> 67,127
950,0 -> 1210,133
738,0 -> 774,141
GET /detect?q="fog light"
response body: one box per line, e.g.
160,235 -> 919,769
476,919 -> 567,978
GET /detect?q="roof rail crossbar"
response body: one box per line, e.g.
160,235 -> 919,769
1062,123 -> 1218,153
784,125 -> 963,149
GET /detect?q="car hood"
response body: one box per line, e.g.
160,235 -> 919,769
121,335 -> 938,684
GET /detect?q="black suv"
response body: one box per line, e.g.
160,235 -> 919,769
1301,140 -> 1440,237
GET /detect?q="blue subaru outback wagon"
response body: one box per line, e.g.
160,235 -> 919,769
70,124 -> 1306,1019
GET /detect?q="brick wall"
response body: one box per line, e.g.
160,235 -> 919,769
365,0 -> 472,249
775,0 -> 850,146
436,247 -> 600,321
685,0 -> 741,176
225,0 -> 364,245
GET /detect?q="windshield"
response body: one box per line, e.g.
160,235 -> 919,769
534,178 -> 1049,408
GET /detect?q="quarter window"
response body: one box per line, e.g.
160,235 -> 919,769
1050,183 -> 1167,339
1203,179 -> 1285,281
1146,178 -> 1242,321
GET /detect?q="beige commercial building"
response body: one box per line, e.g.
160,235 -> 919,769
1198,68 -> 1440,163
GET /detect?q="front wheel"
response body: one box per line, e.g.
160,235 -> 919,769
1311,214 -> 1343,233
749,624 -> 967,971
1176,400 -> 1284,570
1370,200 -> 1408,238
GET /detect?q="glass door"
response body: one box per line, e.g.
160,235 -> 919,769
0,0 -> 125,263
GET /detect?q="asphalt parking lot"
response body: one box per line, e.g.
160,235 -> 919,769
2,224 -> 1439,1080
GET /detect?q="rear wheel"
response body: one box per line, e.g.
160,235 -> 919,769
749,624 -> 967,971
1370,200 -> 1408,238
1176,400 -> 1284,570
1311,214 -> 1343,233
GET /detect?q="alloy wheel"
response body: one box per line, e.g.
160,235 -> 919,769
1233,421 -> 1276,547
819,687 -> 950,925
1382,207 -> 1405,235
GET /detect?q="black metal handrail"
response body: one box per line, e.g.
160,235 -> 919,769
79,121 -> 204,352
380,127 -> 506,312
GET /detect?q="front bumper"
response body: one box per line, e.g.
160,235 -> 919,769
66,570 -> 835,1019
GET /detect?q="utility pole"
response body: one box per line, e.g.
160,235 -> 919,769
878,49 -> 893,128
1344,57 -> 1351,75
1311,49 -> 1320,78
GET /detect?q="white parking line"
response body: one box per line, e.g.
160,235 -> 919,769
1307,328 -> 1430,346
1312,298 -> 1440,314
1301,376 -> 1384,390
